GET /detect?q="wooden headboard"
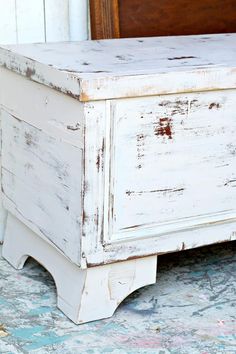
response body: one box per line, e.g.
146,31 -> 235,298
90,0 -> 236,40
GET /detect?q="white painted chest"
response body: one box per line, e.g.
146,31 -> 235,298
0,34 -> 236,323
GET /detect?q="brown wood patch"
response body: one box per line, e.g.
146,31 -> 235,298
90,0 -> 236,39
90,0 -> 120,40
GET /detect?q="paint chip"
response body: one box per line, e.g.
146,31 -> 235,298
154,117 -> 173,139
0,324 -> 9,337
150,326 -> 161,332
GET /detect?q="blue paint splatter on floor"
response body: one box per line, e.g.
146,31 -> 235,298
28,307 -> 54,316
0,242 -> 236,353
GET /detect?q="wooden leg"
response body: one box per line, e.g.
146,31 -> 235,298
2,213 -> 158,324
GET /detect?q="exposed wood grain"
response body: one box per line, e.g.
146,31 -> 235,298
90,0 -> 120,39
119,0 -> 236,38
90,0 -> 236,39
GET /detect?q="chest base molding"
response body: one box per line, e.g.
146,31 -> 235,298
2,213 -> 157,324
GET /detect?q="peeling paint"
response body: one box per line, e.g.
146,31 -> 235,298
126,188 -> 184,196
66,123 -> 80,131
168,56 -> 197,60
154,117 -> 173,139
25,67 -> 36,78
209,102 -> 221,109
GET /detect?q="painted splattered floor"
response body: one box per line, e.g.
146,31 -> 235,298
0,241 -> 236,354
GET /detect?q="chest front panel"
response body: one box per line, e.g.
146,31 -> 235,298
105,91 -> 236,242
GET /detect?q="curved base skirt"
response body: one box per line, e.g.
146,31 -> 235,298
2,213 -> 158,324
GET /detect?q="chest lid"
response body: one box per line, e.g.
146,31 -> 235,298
0,33 -> 236,102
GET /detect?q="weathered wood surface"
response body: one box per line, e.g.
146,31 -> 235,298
1,33 -> 236,324
107,91 -> 236,241
0,68 -> 84,148
0,67 -> 85,263
1,109 -> 83,265
0,67 -> 84,256
89,0 -> 236,40
1,57 -> 236,266
81,95 -> 236,266
90,0 -> 120,40
118,0 -> 236,38
0,33 -> 236,101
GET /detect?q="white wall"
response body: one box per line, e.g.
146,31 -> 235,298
0,0 -> 89,44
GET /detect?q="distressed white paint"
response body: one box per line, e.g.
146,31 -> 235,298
0,0 -> 88,239
3,213 -> 157,324
81,101 -> 107,260
0,34 -> 236,100
0,0 -> 88,45
107,91 -> 236,241
82,95 -> 236,266
2,110 -> 83,264
0,68 -> 84,148
1,33 -> 236,323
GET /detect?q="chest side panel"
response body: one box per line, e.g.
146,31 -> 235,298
106,91 -> 236,242
0,70 -> 84,265
2,111 -> 83,264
